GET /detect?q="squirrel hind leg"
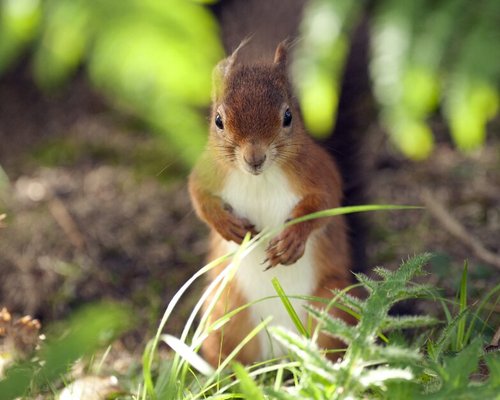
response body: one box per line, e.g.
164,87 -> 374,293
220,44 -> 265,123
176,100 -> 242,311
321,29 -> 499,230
201,282 -> 261,367
202,235 -> 262,366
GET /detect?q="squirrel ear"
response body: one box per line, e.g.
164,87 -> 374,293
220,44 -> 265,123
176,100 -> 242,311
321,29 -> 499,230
212,37 -> 252,100
274,39 -> 290,67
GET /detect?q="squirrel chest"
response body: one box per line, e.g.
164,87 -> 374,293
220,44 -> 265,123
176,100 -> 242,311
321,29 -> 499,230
221,164 -> 298,231
219,164 -> 317,359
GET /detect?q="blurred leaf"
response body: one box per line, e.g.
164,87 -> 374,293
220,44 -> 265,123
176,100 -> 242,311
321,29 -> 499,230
429,337 -> 484,397
233,362 -> 266,400
86,0 -> 222,164
402,66 -> 439,118
445,77 -> 499,151
33,0 -> 89,89
3,0 -> 222,165
1,0 -> 498,163
0,302 -> 132,399
293,0 -> 362,137
386,112 -> 434,160
0,0 -> 41,73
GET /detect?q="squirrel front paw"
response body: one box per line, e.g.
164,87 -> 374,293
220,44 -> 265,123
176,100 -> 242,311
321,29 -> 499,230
213,211 -> 257,244
265,224 -> 309,268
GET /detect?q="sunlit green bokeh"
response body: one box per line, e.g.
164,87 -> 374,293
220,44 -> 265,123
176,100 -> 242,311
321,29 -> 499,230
0,0 -> 41,73
0,0 -> 498,162
296,0 -> 499,159
292,0 -> 361,138
0,302 -> 132,399
0,0 -> 223,165
446,79 -> 499,151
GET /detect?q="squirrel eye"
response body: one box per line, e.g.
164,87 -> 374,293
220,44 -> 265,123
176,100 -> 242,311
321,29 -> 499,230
283,108 -> 292,127
215,113 -> 224,130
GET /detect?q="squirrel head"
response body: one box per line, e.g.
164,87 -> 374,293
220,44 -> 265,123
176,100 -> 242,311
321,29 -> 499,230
209,40 -> 303,176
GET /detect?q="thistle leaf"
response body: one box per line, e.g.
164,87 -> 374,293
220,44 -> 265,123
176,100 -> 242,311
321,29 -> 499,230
352,272 -> 378,292
390,283 -> 437,302
358,367 -> 414,388
392,253 -> 432,282
271,327 -> 336,383
373,267 -> 393,279
381,315 -> 440,331
305,306 -> 356,344
370,343 -> 422,364
329,290 -> 366,313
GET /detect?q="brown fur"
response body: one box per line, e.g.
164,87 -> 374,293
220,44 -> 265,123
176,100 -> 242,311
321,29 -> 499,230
189,41 -> 355,366
201,233 -> 262,366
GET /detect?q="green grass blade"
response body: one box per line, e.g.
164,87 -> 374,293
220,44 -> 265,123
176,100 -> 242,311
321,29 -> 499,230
233,362 -> 266,400
141,339 -> 156,400
195,317 -> 273,399
439,298 -> 453,324
163,234 -> 260,397
456,261 -> 468,351
464,283 -> 500,343
272,277 -> 309,338
161,334 -> 214,376
433,306 -> 470,361
286,204 -> 423,226
201,360 -> 300,395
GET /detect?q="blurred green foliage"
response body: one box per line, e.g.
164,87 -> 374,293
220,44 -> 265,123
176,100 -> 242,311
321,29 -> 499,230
295,0 -> 499,159
0,302 -> 132,399
0,0 -> 498,161
293,0 -> 362,137
0,0 -> 222,164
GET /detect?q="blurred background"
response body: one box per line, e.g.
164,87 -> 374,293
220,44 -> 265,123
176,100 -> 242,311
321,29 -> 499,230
0,0 -> 498,364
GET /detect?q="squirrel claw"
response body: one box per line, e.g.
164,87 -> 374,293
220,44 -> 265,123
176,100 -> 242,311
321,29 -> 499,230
261,257 -> 269,265
263,264 -> 274,272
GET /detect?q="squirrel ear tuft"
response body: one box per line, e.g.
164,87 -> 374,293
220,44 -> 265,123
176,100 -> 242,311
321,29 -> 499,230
274,39 -> 290,67
212,37 -> 252,100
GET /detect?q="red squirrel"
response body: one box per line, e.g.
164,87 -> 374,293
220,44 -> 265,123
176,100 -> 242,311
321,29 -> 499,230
188,41 -> 353,366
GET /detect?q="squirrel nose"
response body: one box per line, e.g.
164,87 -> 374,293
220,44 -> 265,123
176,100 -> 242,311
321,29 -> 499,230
244,154 -> 266,170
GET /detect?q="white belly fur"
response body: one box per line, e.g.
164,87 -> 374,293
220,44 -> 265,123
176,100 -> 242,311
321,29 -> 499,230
220,165 -> 317,360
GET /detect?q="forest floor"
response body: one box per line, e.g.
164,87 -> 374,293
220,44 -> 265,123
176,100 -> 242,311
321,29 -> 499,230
0,70 -> 499,390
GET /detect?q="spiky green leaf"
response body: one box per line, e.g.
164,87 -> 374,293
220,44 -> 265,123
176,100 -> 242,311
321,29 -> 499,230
390,283 -> 437,302
352,272 -> 378,292
329,290 -> 366,313
381,315 -> 440,331
373,266 -> 393,279
359,367 -> 414,387
391,254 -> 432,283
271,327 -> 336,383
305,306 -> 356,344
370,343 -> 422,365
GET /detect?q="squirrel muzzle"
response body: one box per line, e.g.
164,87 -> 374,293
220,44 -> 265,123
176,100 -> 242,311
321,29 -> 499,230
240,142 -> 268,175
